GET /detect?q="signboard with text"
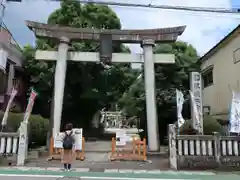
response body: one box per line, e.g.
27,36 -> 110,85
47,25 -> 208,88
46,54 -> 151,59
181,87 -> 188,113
116,130 -> 127,146
190,72 -> 203,134
73,128 -> 83,150
54,132 -> 64,148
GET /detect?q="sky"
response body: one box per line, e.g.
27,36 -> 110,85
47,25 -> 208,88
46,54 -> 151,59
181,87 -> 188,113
2,0 -> 240,56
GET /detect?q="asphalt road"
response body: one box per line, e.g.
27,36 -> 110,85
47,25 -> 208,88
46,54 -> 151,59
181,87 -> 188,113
1,171 -> 240,180
0,176 -> 59,180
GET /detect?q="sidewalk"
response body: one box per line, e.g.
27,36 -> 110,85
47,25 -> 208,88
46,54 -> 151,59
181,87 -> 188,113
1,167 -> 240,180
0,166 -> 217,176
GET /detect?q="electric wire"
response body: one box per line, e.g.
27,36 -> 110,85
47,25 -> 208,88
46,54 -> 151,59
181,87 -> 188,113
46,0 -> 240,15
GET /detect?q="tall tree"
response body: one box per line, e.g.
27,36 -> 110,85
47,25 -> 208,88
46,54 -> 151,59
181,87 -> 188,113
119,41 -> 199,142
23,0 -> 138,131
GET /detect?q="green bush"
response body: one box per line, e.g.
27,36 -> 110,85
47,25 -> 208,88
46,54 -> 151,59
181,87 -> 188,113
0,111 -> 49,147
179,116 -> 223,135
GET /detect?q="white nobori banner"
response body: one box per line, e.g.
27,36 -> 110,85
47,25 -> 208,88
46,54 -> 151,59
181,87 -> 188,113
229,91 -> 240,133
23,89 -> 37,124
1,88 -> 18,126
176,89 -> 185,128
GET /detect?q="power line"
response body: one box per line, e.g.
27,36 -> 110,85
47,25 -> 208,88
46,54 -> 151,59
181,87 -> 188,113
50,0 -> 240,15
112,5 -> 240,19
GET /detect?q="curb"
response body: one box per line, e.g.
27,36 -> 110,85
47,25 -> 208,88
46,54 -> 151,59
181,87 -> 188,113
0,167 -> 216,175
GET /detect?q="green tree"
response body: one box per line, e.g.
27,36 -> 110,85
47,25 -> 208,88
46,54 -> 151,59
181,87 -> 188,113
23,0 -> 138,132
119,41 -> 199,142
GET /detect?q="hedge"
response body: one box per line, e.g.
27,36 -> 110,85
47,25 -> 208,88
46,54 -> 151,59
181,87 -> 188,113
0,111 -> 49,147
179,115 -> 224,135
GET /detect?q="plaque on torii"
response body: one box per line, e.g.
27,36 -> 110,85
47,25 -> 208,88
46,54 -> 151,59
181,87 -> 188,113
26,20 -> 185,151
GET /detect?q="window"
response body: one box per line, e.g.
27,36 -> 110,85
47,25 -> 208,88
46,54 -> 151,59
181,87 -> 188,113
202,67 -> 213,88
233,48 -> 240,64
0,71 -> 7,94
203,106 -> 211,116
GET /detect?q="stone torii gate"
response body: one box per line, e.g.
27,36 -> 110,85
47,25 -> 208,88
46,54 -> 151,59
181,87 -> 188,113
26,21 -> 185,151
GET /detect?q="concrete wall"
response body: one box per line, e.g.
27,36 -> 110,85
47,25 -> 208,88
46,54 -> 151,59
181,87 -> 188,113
201,34 -> 240,115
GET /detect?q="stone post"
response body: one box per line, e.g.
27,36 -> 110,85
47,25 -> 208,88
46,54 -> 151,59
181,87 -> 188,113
17,122 -> 28,166
213,132 -> 221,167
142,39 -> 159,151
53,37 -> 69,137
169,124 -> 177,170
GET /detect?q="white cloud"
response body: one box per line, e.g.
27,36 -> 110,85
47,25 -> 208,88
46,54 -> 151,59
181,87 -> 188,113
112,0 -> 239,55
3,0 -> 239,56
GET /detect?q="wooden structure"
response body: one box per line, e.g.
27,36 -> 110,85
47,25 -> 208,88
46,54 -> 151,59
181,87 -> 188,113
169,124 -> 240,170
48,136 -> 85,161
110,137 -> 147,161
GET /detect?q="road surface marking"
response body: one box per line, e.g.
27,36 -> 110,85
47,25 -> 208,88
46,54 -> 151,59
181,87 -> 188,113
81,177 -> 197,180
133,170 -> 147,173
0,173 -> 198,180
75,168 -> 90,172
0,174 -> 63,178
104,169 -> 119,173
118,169 -> 133,173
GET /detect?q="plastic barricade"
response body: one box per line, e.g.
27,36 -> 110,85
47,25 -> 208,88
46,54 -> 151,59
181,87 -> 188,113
48,136 -> 85,161
110,137 -> 147,161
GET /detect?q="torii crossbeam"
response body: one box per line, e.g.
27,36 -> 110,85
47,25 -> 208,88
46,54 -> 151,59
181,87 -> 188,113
26,20 -> 185,152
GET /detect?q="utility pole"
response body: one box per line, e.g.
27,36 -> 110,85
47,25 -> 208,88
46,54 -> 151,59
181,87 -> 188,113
0,0 -> 22,29
0,0 -> 5,29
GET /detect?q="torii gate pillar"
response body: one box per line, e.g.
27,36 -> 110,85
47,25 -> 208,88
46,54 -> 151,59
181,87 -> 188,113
25,21 -> 186,152
142,39 -> 159,151
53,37 -> 69,137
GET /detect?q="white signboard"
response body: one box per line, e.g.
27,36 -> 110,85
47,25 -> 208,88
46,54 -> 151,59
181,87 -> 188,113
54,129 -> 83,150
73,128 -> 83,150
116,130 -> 126,146
0,49 -> 7,72
190,72 -> 203,134
54,132 -> 64,148
229,92 -> 240,133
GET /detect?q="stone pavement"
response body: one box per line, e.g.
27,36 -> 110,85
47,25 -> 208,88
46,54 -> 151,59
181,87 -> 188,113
25,151 -> 169,171
84,141 -> 112,152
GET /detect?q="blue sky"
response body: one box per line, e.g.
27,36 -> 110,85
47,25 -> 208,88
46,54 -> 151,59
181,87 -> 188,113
3,0 -> 240,55
232,0 -> 240,7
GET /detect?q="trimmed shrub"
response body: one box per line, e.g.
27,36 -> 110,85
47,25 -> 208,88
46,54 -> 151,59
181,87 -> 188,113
0,111 -> 49,147
179,115 -> 224,135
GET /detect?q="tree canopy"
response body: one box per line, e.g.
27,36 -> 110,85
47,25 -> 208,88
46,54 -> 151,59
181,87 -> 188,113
23,0 -> 139,131
119,41 -> 199,141
23,0 -> 200,141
